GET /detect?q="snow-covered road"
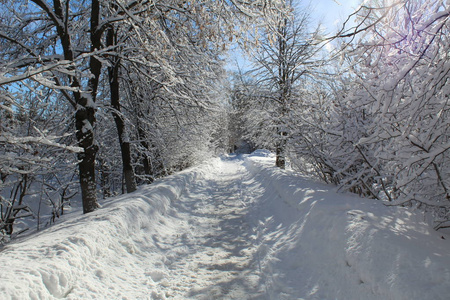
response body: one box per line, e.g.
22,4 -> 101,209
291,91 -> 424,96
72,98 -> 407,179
150,157 -> 268,298
1,152 -> 449,299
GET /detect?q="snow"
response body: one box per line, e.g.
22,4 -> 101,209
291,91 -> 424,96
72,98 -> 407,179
0,129 -> 83,154
1,151 -> 449,299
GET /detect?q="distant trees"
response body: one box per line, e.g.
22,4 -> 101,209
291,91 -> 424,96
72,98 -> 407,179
238,0 -> 322,168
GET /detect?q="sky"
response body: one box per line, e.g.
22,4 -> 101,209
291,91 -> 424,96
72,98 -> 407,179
226,0 -> 364,72
311,0 -> 364,34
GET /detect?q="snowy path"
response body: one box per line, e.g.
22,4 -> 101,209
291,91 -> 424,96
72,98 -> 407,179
1,153 -> 450,300
149,158 -> 270,299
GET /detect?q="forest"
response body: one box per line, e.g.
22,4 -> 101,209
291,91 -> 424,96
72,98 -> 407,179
0,0 -> 449,244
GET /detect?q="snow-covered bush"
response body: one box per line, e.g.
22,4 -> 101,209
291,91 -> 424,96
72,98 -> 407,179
343,0 -> 449,228
286,0 -> 449,229
0,86 -> 81,242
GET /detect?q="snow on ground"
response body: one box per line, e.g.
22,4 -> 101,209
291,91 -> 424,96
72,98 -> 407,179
1,151 -> 449,299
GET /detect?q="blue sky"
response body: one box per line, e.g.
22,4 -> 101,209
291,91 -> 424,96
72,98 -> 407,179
312,0 -> 363,34
226,0 -> 363,72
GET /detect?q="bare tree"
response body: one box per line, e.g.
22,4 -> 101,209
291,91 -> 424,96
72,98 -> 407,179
244,0 -> 321,168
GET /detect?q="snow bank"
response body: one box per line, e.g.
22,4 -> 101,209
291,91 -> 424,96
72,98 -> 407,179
1,153 -> 449,299
243,152 -> 450,300
0,159 -> 219,300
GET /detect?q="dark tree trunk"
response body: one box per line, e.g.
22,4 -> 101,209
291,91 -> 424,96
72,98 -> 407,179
75,101 -> 99,213
75,0 -> 102,213
98,158 -> 112,198
107,26 -> 137,193
73,0 -> 102,213
30,0 -> 105,213
276,149 -> 285,169
142,153 -> 152,180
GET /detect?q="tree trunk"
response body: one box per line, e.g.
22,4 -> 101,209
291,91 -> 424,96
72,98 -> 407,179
137,127 -> 155,184
275,103 -> 288,169
75,103 -> 99,213
276,132 -> 287,169
74,0 -> 102,213
30,0 -> 103,213
98,158 -> 112,198
110,73 -> 137,193
107,26 -> 137,193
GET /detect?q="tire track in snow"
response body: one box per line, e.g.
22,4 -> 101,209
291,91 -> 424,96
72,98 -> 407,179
150,157 -> 270,299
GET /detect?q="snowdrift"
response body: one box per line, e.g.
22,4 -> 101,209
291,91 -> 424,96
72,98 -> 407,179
0,152 -> 449,299
243,151 -> 450,299
0,159 -> 220,299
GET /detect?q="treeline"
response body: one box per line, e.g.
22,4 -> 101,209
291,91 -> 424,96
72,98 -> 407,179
0,0 -> 283,242
231,0 -> 449,230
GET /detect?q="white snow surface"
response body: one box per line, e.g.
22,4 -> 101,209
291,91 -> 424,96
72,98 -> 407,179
1,151 -> 449,299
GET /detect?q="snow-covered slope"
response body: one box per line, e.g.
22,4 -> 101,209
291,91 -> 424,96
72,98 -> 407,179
243,151 -> 450,299
0,152 -> 449,299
